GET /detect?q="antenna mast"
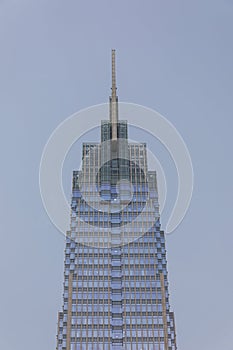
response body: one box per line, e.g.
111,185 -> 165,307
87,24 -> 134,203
110,49 -> 118,141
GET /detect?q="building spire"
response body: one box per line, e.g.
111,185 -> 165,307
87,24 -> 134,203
111,49 -> 117,102
110,49 -> 118,141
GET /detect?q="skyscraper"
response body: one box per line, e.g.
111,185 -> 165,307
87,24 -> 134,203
56,50 -> 177,350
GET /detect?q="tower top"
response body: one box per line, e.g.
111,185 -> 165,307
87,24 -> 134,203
111,49 -> 117,102
110,49 -> 118,141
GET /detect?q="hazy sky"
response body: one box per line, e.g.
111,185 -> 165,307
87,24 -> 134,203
0,1 -> 233,349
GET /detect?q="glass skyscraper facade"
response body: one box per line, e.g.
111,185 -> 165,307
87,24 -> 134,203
56,50 -> 177,350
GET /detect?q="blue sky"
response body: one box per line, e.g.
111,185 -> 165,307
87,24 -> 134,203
0,1 -> 233,349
